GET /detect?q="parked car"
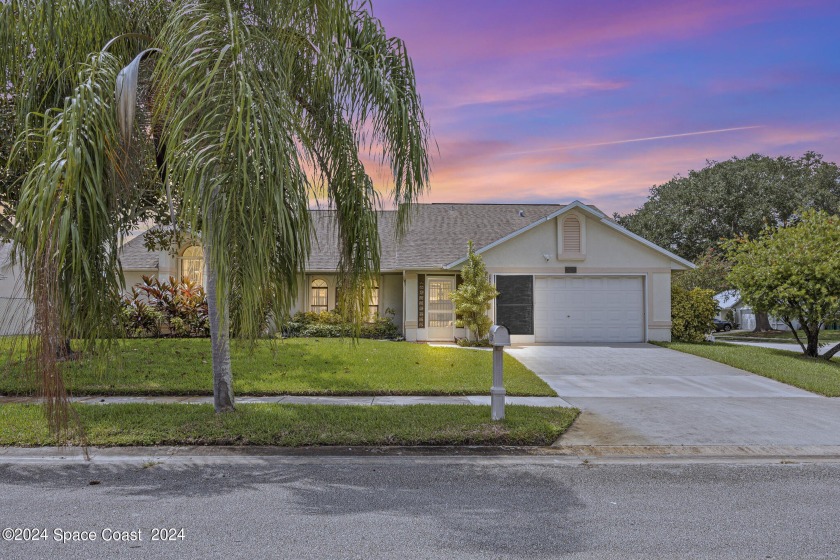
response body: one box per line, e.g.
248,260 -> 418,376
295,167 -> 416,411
712,319 -> 733,332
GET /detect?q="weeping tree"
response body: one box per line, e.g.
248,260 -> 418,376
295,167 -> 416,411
1,0 -> 430,429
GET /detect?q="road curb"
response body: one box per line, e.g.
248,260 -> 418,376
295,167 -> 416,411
3,444 -> 840,464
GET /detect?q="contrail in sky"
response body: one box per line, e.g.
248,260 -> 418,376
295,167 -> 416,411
508,126 -> 763,156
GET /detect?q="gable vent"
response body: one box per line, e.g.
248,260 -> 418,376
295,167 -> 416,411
563,216 -> 581,253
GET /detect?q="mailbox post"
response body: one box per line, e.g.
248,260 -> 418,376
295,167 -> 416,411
488,325 -> 511,421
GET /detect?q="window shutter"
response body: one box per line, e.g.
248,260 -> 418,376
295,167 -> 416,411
495,275 -> 533,335
455,274 -> 463,321
417,274 -> 425,329
563,216 -> 581,253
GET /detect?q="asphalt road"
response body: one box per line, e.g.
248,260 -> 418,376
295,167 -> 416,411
1,456 -> 839,559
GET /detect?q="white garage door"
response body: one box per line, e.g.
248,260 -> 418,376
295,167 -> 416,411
534,276 -> 645,343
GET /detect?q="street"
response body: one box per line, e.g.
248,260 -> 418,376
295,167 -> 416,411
1,454 -> 839,559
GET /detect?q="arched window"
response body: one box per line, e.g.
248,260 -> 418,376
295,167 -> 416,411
310,279 -> 328,312
180,246 -> 205,286
562,216 -> 581,253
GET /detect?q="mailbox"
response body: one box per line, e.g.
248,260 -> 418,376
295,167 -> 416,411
489,325 -> 511,347
488,325 -> 509,421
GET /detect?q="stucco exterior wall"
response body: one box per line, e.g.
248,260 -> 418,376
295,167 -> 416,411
380,273 -> 403,330
0,251 -> 33,335
480,212 -> 683,271
123,270 -> 156,292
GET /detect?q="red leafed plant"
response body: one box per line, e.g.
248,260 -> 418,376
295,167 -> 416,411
119,276 -> 209,337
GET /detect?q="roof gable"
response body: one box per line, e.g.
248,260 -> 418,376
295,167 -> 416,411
443,200 -> 695,270
120,233 -> 159,270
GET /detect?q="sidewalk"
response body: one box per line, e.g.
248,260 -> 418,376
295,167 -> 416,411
0,394 -> 573,407
720,338 -> 834,356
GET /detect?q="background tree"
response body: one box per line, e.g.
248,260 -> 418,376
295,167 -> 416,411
726,210 -> 840,359
672,248 -> 731,293
2,0 -> 431,429
451,241 -> 498,342
617,152 -> 840,331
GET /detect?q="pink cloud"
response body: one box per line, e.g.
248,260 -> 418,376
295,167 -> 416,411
408,124 -> 840,215
377,0 -> 820,64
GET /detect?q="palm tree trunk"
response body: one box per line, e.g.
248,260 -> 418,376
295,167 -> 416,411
205,239 -> 235,413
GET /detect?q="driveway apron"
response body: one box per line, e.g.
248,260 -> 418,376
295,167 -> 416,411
506,343 -> 840,446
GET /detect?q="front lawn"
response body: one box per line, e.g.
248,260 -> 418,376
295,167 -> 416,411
0,338 -> 555,397
717,330 -> 840,343
658,341 -> 840,397
0,403 -> 578,447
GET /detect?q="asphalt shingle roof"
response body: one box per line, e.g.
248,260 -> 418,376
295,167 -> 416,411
307,203 -> 570,271
120,233 -> 159,270
120,203 -> 604,272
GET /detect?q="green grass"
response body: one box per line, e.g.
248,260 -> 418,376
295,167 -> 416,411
0,338 -> 555,397
0,403 -> 579,447
658,341 -> 840,396
717,330 -> 840,343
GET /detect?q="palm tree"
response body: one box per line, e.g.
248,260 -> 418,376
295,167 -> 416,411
1,0 -> 430,427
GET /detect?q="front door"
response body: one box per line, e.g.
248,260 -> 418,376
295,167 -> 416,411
427,276 -> 456,341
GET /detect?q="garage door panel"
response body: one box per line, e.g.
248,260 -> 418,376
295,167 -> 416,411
534,276 -> 645,343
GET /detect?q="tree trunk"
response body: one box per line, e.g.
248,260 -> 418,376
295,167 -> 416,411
801,323 -> 821,359
753,311 -> 772,332
56,338 -> 74,360
824,342 -> 840,360
205,243 -> 235,413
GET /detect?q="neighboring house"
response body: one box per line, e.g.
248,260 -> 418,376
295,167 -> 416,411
714,290 -> 753,329
714,290 -> 819,331
121,201 -> 693,343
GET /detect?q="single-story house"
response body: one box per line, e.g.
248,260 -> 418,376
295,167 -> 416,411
714,290 -> 755,329
121,201 -> 693,343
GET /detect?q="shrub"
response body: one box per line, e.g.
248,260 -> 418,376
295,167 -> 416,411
119,276 -> 210,338
282,308 -> 401,340
456,338 -> 491,348
360,313 -> 401,340
119,292 -> 163,338
671,285 -> 716,343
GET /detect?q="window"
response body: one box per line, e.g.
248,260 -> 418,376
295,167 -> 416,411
180,246 -> 205,286
562,216 -> 581,253
369,283 -> 379,319
335,283 -> 379,320
310,279 -> 328,312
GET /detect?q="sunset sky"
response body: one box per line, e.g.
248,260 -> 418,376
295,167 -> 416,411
373,0 -> 840,215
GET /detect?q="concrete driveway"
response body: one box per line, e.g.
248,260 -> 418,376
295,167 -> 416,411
507,343 -> 840,447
